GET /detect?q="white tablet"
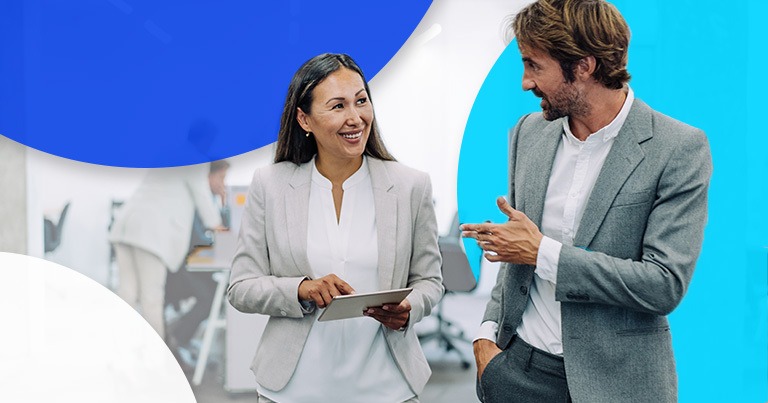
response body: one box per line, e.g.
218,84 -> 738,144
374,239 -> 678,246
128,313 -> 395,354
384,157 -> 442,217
316,287 -> 413,322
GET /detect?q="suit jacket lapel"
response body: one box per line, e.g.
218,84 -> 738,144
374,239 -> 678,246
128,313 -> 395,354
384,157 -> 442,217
368,158 -> 398,290
574,99 -> 653,247
523,121 -> 562,227
285,162 -> 314,278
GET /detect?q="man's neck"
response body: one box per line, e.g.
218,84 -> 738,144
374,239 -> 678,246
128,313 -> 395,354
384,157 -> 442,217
568,86 -> 628,141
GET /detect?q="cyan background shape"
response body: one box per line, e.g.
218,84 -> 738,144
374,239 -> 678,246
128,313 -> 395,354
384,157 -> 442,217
458,0 -> 767,400
0,1 -> 431,167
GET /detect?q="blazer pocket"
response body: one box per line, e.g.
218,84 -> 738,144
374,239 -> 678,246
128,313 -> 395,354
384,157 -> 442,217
616,326 -> 670,337
612,188 -> 654,207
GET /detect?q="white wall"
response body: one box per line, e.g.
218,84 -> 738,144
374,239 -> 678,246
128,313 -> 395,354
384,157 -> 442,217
370,0 -> 530,229
27,149 -> 148,284
0,136 -> 28,254
25,0 -> 532,287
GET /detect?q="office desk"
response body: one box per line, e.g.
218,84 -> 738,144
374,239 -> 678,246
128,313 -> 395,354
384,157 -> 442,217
185,251 -> 230,386
184,186 -> 251,388
185,250 -> 269,392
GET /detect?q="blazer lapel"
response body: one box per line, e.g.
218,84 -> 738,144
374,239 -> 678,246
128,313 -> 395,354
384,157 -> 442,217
523,121 -> 562,227
285,162 -> 314,278
574,100 -> 653,247
368,158 -> 398,290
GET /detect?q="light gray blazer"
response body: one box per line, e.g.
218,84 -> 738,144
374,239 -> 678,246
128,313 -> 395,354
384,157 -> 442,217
109,164 -> 222,270
482,99 -> 712,402
228,157 -> 444,394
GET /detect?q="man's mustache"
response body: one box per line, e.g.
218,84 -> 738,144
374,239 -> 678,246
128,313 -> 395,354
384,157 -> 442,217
532,88 -> 545,99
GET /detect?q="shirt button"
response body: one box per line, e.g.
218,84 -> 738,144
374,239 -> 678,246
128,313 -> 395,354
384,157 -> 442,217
280,310 -> 287,316
520,286 -> 528,295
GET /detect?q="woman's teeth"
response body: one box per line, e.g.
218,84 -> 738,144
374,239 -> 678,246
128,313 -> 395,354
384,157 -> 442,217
341,131 -> 362,139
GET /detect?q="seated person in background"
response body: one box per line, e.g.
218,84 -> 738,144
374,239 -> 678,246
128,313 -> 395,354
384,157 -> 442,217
166,160 -> 231,364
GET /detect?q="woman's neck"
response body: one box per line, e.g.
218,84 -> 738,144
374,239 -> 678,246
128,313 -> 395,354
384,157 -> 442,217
315,154 -> 363,186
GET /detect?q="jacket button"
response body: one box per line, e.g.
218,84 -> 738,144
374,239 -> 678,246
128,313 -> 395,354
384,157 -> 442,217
520,286 -> 528,295
502,324 -> 513,332
566,292 -> 575,299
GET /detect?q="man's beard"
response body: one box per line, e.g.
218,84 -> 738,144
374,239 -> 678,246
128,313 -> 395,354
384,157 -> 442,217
534,82 -> 589,121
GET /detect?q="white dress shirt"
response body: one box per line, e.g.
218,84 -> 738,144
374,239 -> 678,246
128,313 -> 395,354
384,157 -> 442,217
259,157 -> 414,403
476,88 -> 635,355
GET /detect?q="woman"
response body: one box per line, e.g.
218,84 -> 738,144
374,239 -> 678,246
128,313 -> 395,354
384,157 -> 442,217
227,53 -> 443,402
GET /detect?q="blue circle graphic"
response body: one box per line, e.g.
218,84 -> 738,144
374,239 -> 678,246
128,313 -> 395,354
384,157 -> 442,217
458,0 -> 767,401
0,1 -> 431,167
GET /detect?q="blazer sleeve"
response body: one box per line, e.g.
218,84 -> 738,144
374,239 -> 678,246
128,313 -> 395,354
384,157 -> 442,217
227,168 -> 308,318
482,115 -> 529,324
404,173 -> 444,327
556,130 -> 713,315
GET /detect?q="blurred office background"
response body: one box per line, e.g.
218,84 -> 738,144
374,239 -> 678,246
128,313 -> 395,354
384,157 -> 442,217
7,0 -> 766,401
0,1 -> 526,401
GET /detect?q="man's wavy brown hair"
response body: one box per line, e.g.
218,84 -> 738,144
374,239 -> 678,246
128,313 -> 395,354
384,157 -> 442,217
508,0 -> 631,89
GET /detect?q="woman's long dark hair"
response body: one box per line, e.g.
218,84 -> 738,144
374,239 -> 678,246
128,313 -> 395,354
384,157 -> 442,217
273,53 -> 395,164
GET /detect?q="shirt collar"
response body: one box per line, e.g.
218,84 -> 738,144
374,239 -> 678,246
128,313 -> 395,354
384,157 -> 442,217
563,86 -> 635,144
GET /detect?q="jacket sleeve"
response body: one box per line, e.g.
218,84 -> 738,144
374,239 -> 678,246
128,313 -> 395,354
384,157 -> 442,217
403,173 -> 444,327
227,168 -> 308,318
556,130 -> 713,315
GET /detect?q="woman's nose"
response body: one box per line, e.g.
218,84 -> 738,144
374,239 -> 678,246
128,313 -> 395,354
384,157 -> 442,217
345,108 -> 363,125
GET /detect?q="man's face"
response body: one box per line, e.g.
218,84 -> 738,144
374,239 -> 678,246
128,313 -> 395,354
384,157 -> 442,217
519,45 -> 587,121
209,168 -> 227,197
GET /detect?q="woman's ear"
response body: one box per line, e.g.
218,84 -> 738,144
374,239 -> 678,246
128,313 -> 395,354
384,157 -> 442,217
296,107 -> 312,132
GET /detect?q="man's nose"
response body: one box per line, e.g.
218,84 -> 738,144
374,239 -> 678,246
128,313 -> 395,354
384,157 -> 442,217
522,73 -> 535,91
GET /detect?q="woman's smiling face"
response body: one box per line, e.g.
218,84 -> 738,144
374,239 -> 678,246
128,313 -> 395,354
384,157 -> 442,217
296,67 -> 373,164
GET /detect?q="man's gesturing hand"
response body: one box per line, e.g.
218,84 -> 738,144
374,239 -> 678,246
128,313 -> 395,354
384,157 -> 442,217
461,196 -> 543,266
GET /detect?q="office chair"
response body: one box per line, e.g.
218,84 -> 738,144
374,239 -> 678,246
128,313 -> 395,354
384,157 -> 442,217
43,202 -> 71,253
419,213 -> 477,369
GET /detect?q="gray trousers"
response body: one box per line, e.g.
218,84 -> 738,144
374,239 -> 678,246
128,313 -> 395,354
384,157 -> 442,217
477,335 -> 571,403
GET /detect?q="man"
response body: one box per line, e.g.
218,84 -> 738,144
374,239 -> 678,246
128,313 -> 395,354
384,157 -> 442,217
461,1 -> 712,402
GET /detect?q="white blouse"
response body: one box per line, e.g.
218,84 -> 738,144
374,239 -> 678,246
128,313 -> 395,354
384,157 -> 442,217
258,157 -> 414,403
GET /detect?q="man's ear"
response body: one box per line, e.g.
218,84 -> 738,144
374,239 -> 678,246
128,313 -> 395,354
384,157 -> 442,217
575,56 -> 596,80
296,107 -> 311,132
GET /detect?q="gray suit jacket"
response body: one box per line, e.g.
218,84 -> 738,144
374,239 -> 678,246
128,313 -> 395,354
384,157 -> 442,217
483,99 -> 712,402
228,158 -> 444,394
